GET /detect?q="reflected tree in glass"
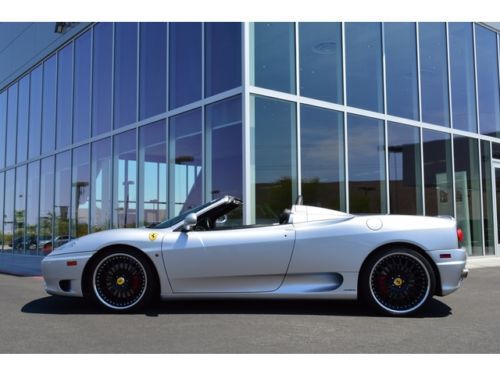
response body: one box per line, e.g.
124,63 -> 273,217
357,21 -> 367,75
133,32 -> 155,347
72,145 -> 90,238
39,157 -> 54,255
13,166 -> 26,254
2,170 -> 15,253
26,162 -> 40,255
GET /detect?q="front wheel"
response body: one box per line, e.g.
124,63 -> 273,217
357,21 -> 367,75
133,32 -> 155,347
88,249 -> 157,312
360,248 -> 436,316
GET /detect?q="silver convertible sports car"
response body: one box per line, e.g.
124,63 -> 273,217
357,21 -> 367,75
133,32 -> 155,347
42,196 -> 468,316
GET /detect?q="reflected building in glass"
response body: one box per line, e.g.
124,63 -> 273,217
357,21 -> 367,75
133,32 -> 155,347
0,22 -> 500,263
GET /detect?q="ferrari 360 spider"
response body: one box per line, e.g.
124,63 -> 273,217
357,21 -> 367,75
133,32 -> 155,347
42,196 -> 468,316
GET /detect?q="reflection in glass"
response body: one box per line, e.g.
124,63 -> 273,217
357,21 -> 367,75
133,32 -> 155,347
423,129 -> 453,216
346,22 -> 383,113
114,130 -> 137,228
26,162 -> 40,255
0,92 -> 6,168
251,23 -> 296,94
300,104 -> 344,210
29,65 -> 43,158
388,123 -> 422,214
13,166 -> 26,254
42,55 -> 57,154
0,172 -> 4,250
114,23 -> 138,129
169,23 -> 202,109
449,23 -> 477,132
139,23 -> 166,120
385,23 -> 419,120
139,120 -> 167,227
419,23 -> 450,127
57,43 -> 73,148
55,152 -> 71,250
91,138 -> 112,232
251,96 -> 297,223
348,114 -> 386,213
6,83 -> 18,166
475,25 -> 500,138
72,145 -> 90,238
206,96 -> 243,225
92,23 -> 113,136
169,109 -> 202,216
205,23 -> 242,97
454,136 -> 482,256
2,169 -> 15,253
17,76 -> 30,163
73,30 -> 92,143
299,22 -> 342,104
480,141 -> 494,255
39,157 -> 54,255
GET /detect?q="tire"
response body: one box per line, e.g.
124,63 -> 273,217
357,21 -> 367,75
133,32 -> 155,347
86,248 -> 157,312
360,248 -> 436,317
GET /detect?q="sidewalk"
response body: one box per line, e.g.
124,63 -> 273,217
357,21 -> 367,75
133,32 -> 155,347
466,256 -> 500,269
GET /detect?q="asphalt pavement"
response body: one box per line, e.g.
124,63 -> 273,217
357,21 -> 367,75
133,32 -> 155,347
0,266 -> 499,353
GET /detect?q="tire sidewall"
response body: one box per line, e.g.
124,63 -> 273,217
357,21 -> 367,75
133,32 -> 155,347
360,248 -> 436,317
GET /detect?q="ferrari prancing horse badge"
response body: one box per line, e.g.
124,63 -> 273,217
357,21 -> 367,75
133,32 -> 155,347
149,232 -> 159,241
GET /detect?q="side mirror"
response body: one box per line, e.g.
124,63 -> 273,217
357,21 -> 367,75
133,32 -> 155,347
182,213 -> 198,232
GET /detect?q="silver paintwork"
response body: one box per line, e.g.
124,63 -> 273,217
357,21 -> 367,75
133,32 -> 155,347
41,196 -> 467,306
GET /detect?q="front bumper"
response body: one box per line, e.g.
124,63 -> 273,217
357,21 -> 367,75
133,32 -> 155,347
429,248 -> 468,296
41,251 -> 95,297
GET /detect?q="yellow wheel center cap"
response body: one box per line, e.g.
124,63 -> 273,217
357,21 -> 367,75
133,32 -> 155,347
116,277 -> 125,286
393,277 -> 404,287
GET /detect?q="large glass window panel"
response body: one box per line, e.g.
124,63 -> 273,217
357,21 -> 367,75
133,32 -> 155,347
91,138 -> 112,232
139,22 -> 166,120
13,165 -> 26,254
72,145 -> 90,238
0,172 -> 3,250
113,130 -> 137,228
57,43 -> 73,148
251,22 -> 296,94
17,76 -> 30,163
26,162 -> 40,255
39,157 -> 54,256
251,96 -> 297,223
388,122 -> 422,215
28,65 -> 42,159
300,104 -> 345,210
73,30 -> 92,143
299,22 -> 342,104
423,129 -> 453,216
476,25 -> 500,137
169,109 -> 202,216
348,114 -> 386,213
114,23 -> 138,129
419,23 -> 450,127
345,22 -> 383,113
205,22 -> 242,97
54,151 -> 71,250
42,55 -> 57,154
385,23 -> 419,120
2,169 -> 15,253
6,83 -> 18,166
449,23 -> 477,132
92,23 -> 113,136
139,120 -> 167,227
0,91 -> 6,168
454,136 -> 482,256
206,96 -> 243,225
169,23 -> 202,109
480,141 -> 495,255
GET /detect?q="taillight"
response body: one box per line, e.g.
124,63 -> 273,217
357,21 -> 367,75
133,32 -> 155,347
457,228 -> 464,244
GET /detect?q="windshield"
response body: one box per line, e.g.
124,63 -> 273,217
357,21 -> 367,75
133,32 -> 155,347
153,200 -> 217,229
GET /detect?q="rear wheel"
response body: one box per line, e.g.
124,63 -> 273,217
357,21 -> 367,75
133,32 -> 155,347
88,249 -> 157,312
360,248 -> 436,316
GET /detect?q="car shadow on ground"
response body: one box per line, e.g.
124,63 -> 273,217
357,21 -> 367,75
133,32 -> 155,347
21,296 -> 452,318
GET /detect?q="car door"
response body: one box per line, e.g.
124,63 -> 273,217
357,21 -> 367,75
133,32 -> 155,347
162,224 -> 296,293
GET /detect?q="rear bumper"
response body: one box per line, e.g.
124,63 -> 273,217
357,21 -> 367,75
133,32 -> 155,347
429,248 -> 468,296
41,251 -> 94,297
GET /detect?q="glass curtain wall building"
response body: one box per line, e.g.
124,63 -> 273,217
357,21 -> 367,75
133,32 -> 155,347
0,22 -> 500,260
